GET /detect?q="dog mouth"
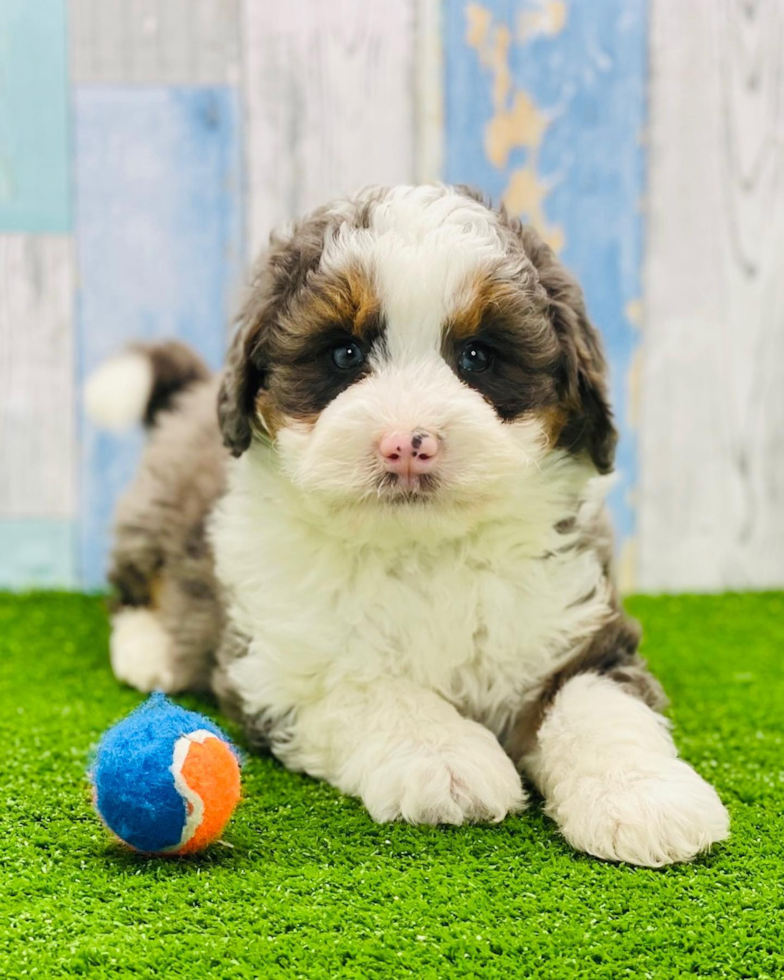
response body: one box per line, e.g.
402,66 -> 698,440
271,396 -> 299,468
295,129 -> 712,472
374,472 -> 440,502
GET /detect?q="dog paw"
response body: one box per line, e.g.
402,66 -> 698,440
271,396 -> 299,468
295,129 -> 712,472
361,723 -> 527,826
110,608 -> 178,693
549,756 -> 730,867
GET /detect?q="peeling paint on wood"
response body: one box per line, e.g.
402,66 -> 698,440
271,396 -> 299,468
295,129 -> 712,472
445,0 -> 647,581
3,0 -> 779,595
74,86 -> 243,588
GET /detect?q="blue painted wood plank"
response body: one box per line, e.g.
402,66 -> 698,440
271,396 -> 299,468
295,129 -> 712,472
0,0 -> 71,231
0,519 -> 76,589
444,0 -> 646,575
75,86 -> 244,589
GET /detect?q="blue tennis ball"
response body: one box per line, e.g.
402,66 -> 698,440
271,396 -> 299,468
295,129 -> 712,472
91,693 -> 241,855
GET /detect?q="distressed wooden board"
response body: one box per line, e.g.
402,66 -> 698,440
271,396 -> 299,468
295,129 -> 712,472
75,86 -> 244,588
638,0 -> 784,592
0,519 -> 76,589
0,0 -> 70,231
242,0 -> 416,259
444,0 -> 647,588
0,235 -> 76,520
414,0 -> 444,184
68,0 -> 240,84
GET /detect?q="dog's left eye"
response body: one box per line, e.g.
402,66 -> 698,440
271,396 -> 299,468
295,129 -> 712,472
332,342 -> 365,370
459,340 -> 492,374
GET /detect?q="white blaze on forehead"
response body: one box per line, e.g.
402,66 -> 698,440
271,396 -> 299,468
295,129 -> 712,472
320,186 -> 510,362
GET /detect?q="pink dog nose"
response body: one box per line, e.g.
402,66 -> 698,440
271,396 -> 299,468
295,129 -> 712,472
378,430 -> 440,477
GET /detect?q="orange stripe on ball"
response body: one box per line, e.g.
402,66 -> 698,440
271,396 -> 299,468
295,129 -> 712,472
171,732 -> 241,853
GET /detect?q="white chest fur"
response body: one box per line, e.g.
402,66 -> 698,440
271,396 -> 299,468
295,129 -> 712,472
211,447 -> 612,736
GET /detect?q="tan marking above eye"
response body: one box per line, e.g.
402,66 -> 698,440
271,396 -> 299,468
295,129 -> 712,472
446,274 -> 531,342
289,263 -> 380,341
448,280 -> 490,340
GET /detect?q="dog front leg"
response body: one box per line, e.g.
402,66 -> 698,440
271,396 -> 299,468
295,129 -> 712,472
279,680 -> 527,825
522,672 -> 730,867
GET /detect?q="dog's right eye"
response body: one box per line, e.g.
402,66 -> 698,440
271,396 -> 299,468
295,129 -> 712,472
458,340 -> 493,374
332,342 -> 365,371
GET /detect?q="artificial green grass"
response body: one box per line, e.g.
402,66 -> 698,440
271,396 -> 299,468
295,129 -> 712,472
1,593 -> 782,979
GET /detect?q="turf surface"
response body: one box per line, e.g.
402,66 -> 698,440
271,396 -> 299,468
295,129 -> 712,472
1,592 -> 782,979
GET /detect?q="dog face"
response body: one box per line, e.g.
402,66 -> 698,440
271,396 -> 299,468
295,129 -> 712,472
219,186 -> 615,518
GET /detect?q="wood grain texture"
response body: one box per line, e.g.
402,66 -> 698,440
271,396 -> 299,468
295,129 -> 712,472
444,0 -> 647,588
414,0 -> 444,183
69,0 -> 240,83
0,235 -> 76,520
638,0 -> 784,591
242,0 -> 416,259
75,86 -> 244,588
0,0 -> 70,231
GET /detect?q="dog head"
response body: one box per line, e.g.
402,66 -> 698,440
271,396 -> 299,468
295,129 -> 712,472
219,185 -> 615,523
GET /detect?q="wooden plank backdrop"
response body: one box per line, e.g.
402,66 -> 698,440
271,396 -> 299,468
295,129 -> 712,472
444,0 -> 647,590
414,0 -> 444,184
0,0 -> 71,233
0,236 -> 76,587
638,0 -> 784,592
0,0 -> 75,586
0,236 -> 76,519
74,86 -> 244,588
242,0 -> 417,260
1,0 -> 783,593
69,0 -> 240,84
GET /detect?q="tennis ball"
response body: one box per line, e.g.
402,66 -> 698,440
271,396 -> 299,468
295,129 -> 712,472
91,693 -> 241,855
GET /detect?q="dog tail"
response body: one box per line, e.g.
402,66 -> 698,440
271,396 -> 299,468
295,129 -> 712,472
84,341 -> 211,431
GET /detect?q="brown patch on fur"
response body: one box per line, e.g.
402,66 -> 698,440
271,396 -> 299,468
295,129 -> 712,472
219,185 -> 617,473
501,608 -> 667,764
447,193 -> 617,473
109,378 -> 227,692
133,340 -> 211,428
148,574 -> 164,609
253,391 -> 319,441
253,391 -> 286,441
448,276 -> 495,340
442,273 -> 562,421
510,222 -> 617,473
297,263 -> 380,340
539,404 -> 567,445
218,206 -> 384,455
260,263 -> 382,424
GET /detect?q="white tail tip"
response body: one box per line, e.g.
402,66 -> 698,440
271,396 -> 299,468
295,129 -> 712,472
84,351 -> 153,431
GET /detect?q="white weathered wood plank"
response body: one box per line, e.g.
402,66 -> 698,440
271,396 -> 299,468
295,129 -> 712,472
0,235 -> 76,519
639,0 -> 784,591
69,0 -> 240,83
414,0 -> 444,184
242,0 -> 416,259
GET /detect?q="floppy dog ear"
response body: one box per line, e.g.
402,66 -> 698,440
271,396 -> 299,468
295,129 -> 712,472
218,249 -> 278,457
217,316 -> 267,457
515,223 -> 617,474
218,218 -> 330,457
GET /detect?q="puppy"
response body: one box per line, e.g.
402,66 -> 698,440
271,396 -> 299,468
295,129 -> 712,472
87,184 -> 729,867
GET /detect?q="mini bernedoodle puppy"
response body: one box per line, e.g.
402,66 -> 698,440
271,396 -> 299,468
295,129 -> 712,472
86,184 -> 729,867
